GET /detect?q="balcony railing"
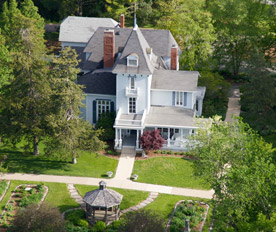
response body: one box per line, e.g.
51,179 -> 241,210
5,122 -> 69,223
125,87 -> 138,97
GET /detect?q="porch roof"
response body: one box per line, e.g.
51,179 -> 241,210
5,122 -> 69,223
145,106 -> 199,128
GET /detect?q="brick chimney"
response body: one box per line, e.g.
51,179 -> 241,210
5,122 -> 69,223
103,29 -> 115,68
171,45 -> 178,70
120,14 -> 125,28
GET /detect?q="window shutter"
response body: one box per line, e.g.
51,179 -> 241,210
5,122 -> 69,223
93,100 -> 97,123
111,101 -> 115,112
184,92 -> 187,106
172,91 -> 175,105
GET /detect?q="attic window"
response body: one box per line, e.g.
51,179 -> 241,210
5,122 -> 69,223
127,53 -> 139,67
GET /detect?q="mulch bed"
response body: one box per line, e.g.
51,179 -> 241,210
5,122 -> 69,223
135,150 -> 197,160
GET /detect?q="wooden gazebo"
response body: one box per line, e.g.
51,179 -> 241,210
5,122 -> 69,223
83,181 -> 123,225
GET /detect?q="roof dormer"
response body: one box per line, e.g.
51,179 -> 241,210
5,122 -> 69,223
127,53 -> 139,67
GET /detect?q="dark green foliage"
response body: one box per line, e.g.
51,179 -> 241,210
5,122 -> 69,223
170,201 -> 204,232
240,61 -> 276,135
92,221 -> 106,232
65,222 -> 91,232
119,209 -> 165,232
96,112 -> 115,141
65,209 -> 87,227
8,203 -> 65,232
198,71 -> 230,119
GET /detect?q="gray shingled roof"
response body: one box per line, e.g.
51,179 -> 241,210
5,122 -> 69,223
59,16 -> 118,43
151,70 -> 199,91
145,106 -> 198,128
112,27 -> 156,75
83,181 -> 123,208
77,71 -> 116,95
82,27 -> 179,71
70,46 -> 86,69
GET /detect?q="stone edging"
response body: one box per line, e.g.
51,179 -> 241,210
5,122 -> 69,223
121,192 -> 158,214
0,180 -> 10,202
1,184 -> 48,217
165,200 -> 209,232
61,207 -> 83,220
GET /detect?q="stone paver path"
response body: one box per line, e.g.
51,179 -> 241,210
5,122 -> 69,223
121,192 -> 159,214
225,83 -> 241,122
67,183 -> 85,207
114,146 -> 136,180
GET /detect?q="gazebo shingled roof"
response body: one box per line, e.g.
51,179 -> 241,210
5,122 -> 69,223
83,181 -> 123,208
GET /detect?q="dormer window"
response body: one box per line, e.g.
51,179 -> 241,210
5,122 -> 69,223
127,53 -> 139,67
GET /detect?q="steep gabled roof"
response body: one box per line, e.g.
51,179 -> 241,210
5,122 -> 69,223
82,27 -> 179,71
59,16 -> 118,43
112,27 -> 156,75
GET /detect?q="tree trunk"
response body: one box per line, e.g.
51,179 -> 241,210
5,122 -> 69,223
72,157 -> 77,164
33,136 -> 39,155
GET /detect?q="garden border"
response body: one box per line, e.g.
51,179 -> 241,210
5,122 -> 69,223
0,180 -> 10,202
0,184 -> 49,217
165,200 -> 209,232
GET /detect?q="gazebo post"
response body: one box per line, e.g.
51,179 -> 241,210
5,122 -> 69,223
115,205 -> 118,220
105,208 -> 108,222
92,208 -> 95,224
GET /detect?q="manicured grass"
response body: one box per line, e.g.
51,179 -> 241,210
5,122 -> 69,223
0,143 -> 118,178
75,184 -> 149,210
144,194 -> 213,232
132,157 -> 210,190
0,180 -> 78,213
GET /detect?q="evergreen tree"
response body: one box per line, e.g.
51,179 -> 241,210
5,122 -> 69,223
0,12 -> 50,154
46,47 -> 104,163
20,0 -> 44,30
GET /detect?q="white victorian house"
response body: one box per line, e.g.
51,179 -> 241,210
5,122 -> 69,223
59,15 -> 206,151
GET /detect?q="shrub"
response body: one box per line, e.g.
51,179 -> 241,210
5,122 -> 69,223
155,150 -> 161,154
6,203 -> 13,212
161,150 -> 167,154
65,209 -> 86,226
107,150 -> 113,155
140,130 -> 165,151
96,112 -> 115,141
65,222 -> 90,232
77,219 -> 89,227
93,221 -> 106,232
167,151 -> 174,155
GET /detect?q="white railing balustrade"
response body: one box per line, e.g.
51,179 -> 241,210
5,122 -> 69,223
125,87 -> 138,96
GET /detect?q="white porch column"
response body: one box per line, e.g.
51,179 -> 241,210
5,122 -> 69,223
136,130 -> 139,149
115,128 -> 118,148
167,128 -> 170,147
180,128 -> 183,148
119,129 -> 122,148
140,129 -> 143,148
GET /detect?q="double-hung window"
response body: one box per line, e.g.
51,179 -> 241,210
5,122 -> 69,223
97,100 -> 110,120
129,97 -> 136,113
130,77 -> 135,89
175,92 -> 187,107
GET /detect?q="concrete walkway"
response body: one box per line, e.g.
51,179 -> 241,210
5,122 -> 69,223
0,173 -> 214,199
225,84 -> 241,122
114,146 -> 136,180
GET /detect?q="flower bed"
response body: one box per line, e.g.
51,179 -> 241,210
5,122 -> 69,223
0,184 -> 48,229
166,200 -> 209,232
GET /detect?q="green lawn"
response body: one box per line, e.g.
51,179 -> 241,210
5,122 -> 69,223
132,157 -> 210,190
0,143 -> 118,178
75,184 -> 149,210
145,194 -> 213,232
0,180 -> 79,213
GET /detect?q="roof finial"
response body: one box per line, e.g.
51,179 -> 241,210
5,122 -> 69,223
133,2 -> 137,30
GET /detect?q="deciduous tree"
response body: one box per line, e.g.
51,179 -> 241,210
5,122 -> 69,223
140,130 -> 165,153
157,0 -> 216,70
188,117 -> 276,230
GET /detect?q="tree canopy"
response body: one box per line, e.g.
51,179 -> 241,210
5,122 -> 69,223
188,117 -> 276,230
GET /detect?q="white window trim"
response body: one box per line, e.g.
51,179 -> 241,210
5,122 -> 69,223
128,97 -> 136,114
97,100 -> 111,120
129,76 -> 136,89
175,92 -> 187,107
127,55 -> 139,67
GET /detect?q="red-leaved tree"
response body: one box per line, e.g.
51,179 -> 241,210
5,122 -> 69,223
140,130 -> 165,152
